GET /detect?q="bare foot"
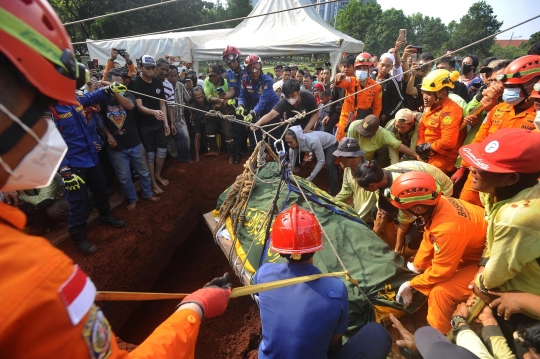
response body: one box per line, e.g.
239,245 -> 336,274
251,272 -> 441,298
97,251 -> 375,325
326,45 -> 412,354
153,185 -> 164,195
144,196 -> 160,202
156,177 -> 169,186
127,202 -> 137,211
195,156 -> 200,162
205,151 -> 218,157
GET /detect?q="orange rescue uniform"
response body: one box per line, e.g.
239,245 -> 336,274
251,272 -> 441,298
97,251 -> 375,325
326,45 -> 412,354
418,96 -> 463,173
459,102 -> 538,206
0,202 -> 200,359
410,196 -> 486,334
335,76 -> 382,141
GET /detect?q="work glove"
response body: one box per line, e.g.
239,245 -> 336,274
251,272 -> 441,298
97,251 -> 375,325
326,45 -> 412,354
416,143 -> 432,162
179,272 -> 233,318
60,167 -> 86,191
451,166 -> 468,184
396,281 -> 413,309
407,262 -> 422,274
245,110 -> 257,123
227,99 -> 236,106
104,82 -> 127,95
235,105 -> 245,116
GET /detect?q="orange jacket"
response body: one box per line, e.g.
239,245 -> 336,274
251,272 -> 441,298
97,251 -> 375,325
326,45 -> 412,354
411,197 -> 486,296
418,96 -> 463,173
102,59 -> 138,81
0,203 -> 200,359
335,77 -> 382,141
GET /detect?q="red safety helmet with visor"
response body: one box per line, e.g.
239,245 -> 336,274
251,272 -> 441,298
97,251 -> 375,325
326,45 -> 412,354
244,54 -> 263,74
222,45 -> 241,63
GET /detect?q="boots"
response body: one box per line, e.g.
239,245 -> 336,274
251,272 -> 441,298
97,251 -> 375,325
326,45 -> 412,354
98,209 -> 126,228
233,145 -> 242,164
70,228 -> 99,255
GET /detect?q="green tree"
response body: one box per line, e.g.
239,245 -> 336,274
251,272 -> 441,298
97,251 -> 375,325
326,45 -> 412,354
368,8 -> 409,55
518,31 -> 540,54
407,13 -> 449,56
489,42 -> 527,60
446,1 -> 502,58
336,0 -> 383,53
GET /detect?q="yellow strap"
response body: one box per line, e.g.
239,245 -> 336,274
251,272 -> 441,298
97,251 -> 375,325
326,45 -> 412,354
95,271 -> 347,301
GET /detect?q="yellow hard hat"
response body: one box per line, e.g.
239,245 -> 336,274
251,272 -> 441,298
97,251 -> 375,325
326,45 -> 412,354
420,69 -> 460,92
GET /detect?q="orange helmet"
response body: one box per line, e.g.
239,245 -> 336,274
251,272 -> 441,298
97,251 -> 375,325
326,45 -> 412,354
497,55 -> 540,85
355,52 -> 375,68
244,54 -> 263,73
0,0 -> 87,105
389,172 -> 441,210
222,45 -> 241,62
531,82 -> 540,99
271,204 -> 323,255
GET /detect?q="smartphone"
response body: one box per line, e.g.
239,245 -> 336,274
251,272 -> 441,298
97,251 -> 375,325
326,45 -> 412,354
216,87 -> 225,95
410,46 -> 423,54
472,82 -> 482,89
136,58 -> 141,66
117,49 -> 126,56
399,29 -> 407,41
92,58 -> 99,68
87,60 -> 96,70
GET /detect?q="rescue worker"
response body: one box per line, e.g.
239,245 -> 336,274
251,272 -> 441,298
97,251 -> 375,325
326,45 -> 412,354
354,160 -> 453,254
334,53 -> 382,142
391,172 -> 486,334
254,204 -> 392,359
236,54 -> 280,152
0,1 -> 232,357
455,55 -> 540,206
416,69 -> 464,175
460,128 -> 540,358
534,81 -> 540,130
222,45 -> 248,164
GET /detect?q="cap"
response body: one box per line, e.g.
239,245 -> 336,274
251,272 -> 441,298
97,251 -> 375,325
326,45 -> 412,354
333,137 -> 366,158
140,55 -> 156,67
207,64 -> 220,76
415,327 -> 479,359
356,115 -> 380,137
394,108 -> 414,124
273,80 -> 283,92
459,128 -> 540,173
479,59 -> 504,73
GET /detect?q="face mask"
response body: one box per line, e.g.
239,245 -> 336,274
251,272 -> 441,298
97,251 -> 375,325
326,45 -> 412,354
287,96 -> 298,105
535,111 -> 540,131
501,87 -> 524,106
462,64 -> 473,74
0,104 -> 67,191
355,70 -> 368,81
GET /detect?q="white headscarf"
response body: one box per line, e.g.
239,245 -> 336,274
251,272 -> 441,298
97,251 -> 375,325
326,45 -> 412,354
380,53 -> 395,64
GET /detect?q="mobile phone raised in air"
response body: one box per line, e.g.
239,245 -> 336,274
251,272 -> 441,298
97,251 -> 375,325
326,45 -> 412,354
399,29 -> 407,41
217,87 -> 225,95
117,49 -> 126,56
87,60 -> 96,70
92,58 -> 99,68
410,46 -> 423,54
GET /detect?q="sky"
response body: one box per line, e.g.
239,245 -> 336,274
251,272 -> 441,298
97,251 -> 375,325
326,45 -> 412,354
369,0 -> 540,39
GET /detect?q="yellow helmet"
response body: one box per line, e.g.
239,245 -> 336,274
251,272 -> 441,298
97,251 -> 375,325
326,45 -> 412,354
421,69 -> 460,92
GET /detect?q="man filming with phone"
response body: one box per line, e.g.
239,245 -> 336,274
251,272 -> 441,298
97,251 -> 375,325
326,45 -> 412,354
102,47 -> 137,81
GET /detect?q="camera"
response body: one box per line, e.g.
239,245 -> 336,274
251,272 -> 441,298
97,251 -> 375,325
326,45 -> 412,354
117,49 -> 126,56
410,46 -> 423,54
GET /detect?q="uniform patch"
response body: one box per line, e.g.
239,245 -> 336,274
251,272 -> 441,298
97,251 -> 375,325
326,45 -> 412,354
442,116 -> 452,125
156,89 -> 161,94
83,305 -> 112,359
485,140 -> 499,153
58,265 -> 96,325
447,197 -> 472,220
430,234 -> 440,253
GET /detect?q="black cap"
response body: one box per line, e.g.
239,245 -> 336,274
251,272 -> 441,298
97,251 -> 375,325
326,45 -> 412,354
333,137 -> 365,157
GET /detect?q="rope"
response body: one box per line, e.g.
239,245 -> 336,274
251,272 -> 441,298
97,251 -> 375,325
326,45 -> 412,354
64,0 -> 183,26
71,0 -> 342,45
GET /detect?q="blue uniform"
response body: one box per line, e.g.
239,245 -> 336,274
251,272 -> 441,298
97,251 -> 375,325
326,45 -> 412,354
238,74 -> 279,117
226,67 -> 247,101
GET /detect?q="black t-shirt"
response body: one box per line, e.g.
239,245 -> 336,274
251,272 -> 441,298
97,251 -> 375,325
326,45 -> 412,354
101,92 -> 141,151
272,90 -> 318,129
127,76 -> 165,129
404,76 -> 423,112
189,99 -> 214,122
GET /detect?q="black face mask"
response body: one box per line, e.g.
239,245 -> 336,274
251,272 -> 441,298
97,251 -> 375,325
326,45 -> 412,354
462,64 -> 473,75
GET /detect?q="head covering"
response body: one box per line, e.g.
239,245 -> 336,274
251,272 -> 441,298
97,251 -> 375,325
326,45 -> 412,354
394,108 -> 414,124
479,59 -> 504,73
459,128 -> 540,173
333,137 -> 366,158
140,55 -> 156,67
380,53 -> 396,64
356,115 -> 380,137
273,80 -> 283,92
414,327 -> 480,359
207,64 -> 220,76
313,83 -> 325,92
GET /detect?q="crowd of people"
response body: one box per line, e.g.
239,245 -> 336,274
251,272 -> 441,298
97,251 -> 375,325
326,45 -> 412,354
2,1 -> 540,358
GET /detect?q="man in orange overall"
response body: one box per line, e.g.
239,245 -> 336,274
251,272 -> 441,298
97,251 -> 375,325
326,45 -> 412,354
391,172 -> 486,335
334,53 -> 382,142
457,55 -> 540,206
0,2 -> 231,358
416,69 -> 464,175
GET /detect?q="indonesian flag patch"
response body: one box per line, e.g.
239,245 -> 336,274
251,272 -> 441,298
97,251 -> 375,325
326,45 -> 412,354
58,265 -> 96,325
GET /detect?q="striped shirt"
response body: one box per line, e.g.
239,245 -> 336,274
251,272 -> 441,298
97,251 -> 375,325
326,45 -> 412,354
163,79 -> 175,107
173,81 -> 191,127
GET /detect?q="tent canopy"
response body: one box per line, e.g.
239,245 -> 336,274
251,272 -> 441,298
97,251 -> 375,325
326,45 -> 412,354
86,29 -> 229,65
192,0 -> 363,70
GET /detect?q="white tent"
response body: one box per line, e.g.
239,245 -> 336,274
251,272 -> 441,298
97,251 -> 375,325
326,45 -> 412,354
86,29 -> 229,65
192,0 -> 363,72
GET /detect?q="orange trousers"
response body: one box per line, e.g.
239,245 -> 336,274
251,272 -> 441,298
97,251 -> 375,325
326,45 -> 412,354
426,264 -> 478,334
459,173 -> 483,207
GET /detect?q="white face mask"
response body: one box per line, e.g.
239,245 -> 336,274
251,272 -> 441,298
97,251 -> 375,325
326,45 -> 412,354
355,70 -> 368,81
0,103 -> 67,191
535,111 -> 540,131
287,96 -> 298,105
501,87 -> 524,106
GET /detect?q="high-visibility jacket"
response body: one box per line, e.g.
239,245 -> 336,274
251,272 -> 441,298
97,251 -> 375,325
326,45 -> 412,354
335,76 -> 382,141
418,96 -> 463,173
0,202 -> 200,359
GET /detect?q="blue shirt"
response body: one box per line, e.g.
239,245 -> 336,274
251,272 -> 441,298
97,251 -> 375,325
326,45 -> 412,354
226,67 -> 247,100
253,262 -> 349,359
49,89 -> 111,168
238,74 -> 280,117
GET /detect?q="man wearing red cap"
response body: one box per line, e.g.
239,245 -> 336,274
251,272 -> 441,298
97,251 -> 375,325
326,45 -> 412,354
460,128 -> 540,358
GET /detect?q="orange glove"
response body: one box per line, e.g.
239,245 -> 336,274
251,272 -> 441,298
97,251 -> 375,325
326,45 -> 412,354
179,273 -> 232,318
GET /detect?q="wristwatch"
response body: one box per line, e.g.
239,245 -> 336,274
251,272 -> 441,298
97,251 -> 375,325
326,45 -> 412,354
451,315 -> 467,329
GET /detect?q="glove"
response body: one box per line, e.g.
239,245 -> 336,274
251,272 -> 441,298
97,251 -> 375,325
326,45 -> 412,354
235,105 -> 245,116
179,272 -> 232,318
451,166 -> 468,184
407,262 -> 422,274
396,281 -> 413,308
60,167 -> 86,191
104,82 -> 127,95
416,143 -> 432,162
227,99 -> 236,106
245,110 -> 257,123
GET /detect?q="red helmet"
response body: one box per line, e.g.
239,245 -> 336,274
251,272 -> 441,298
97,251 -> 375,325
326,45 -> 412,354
222,45 -> 241,62
389,172 -> 441,210
497,55 -> 540,85
355,52 -> 375,68
0,0 -> 87,105
531,81 -> 540,99
271,204 -> 323,255
244,54 -> 263,73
